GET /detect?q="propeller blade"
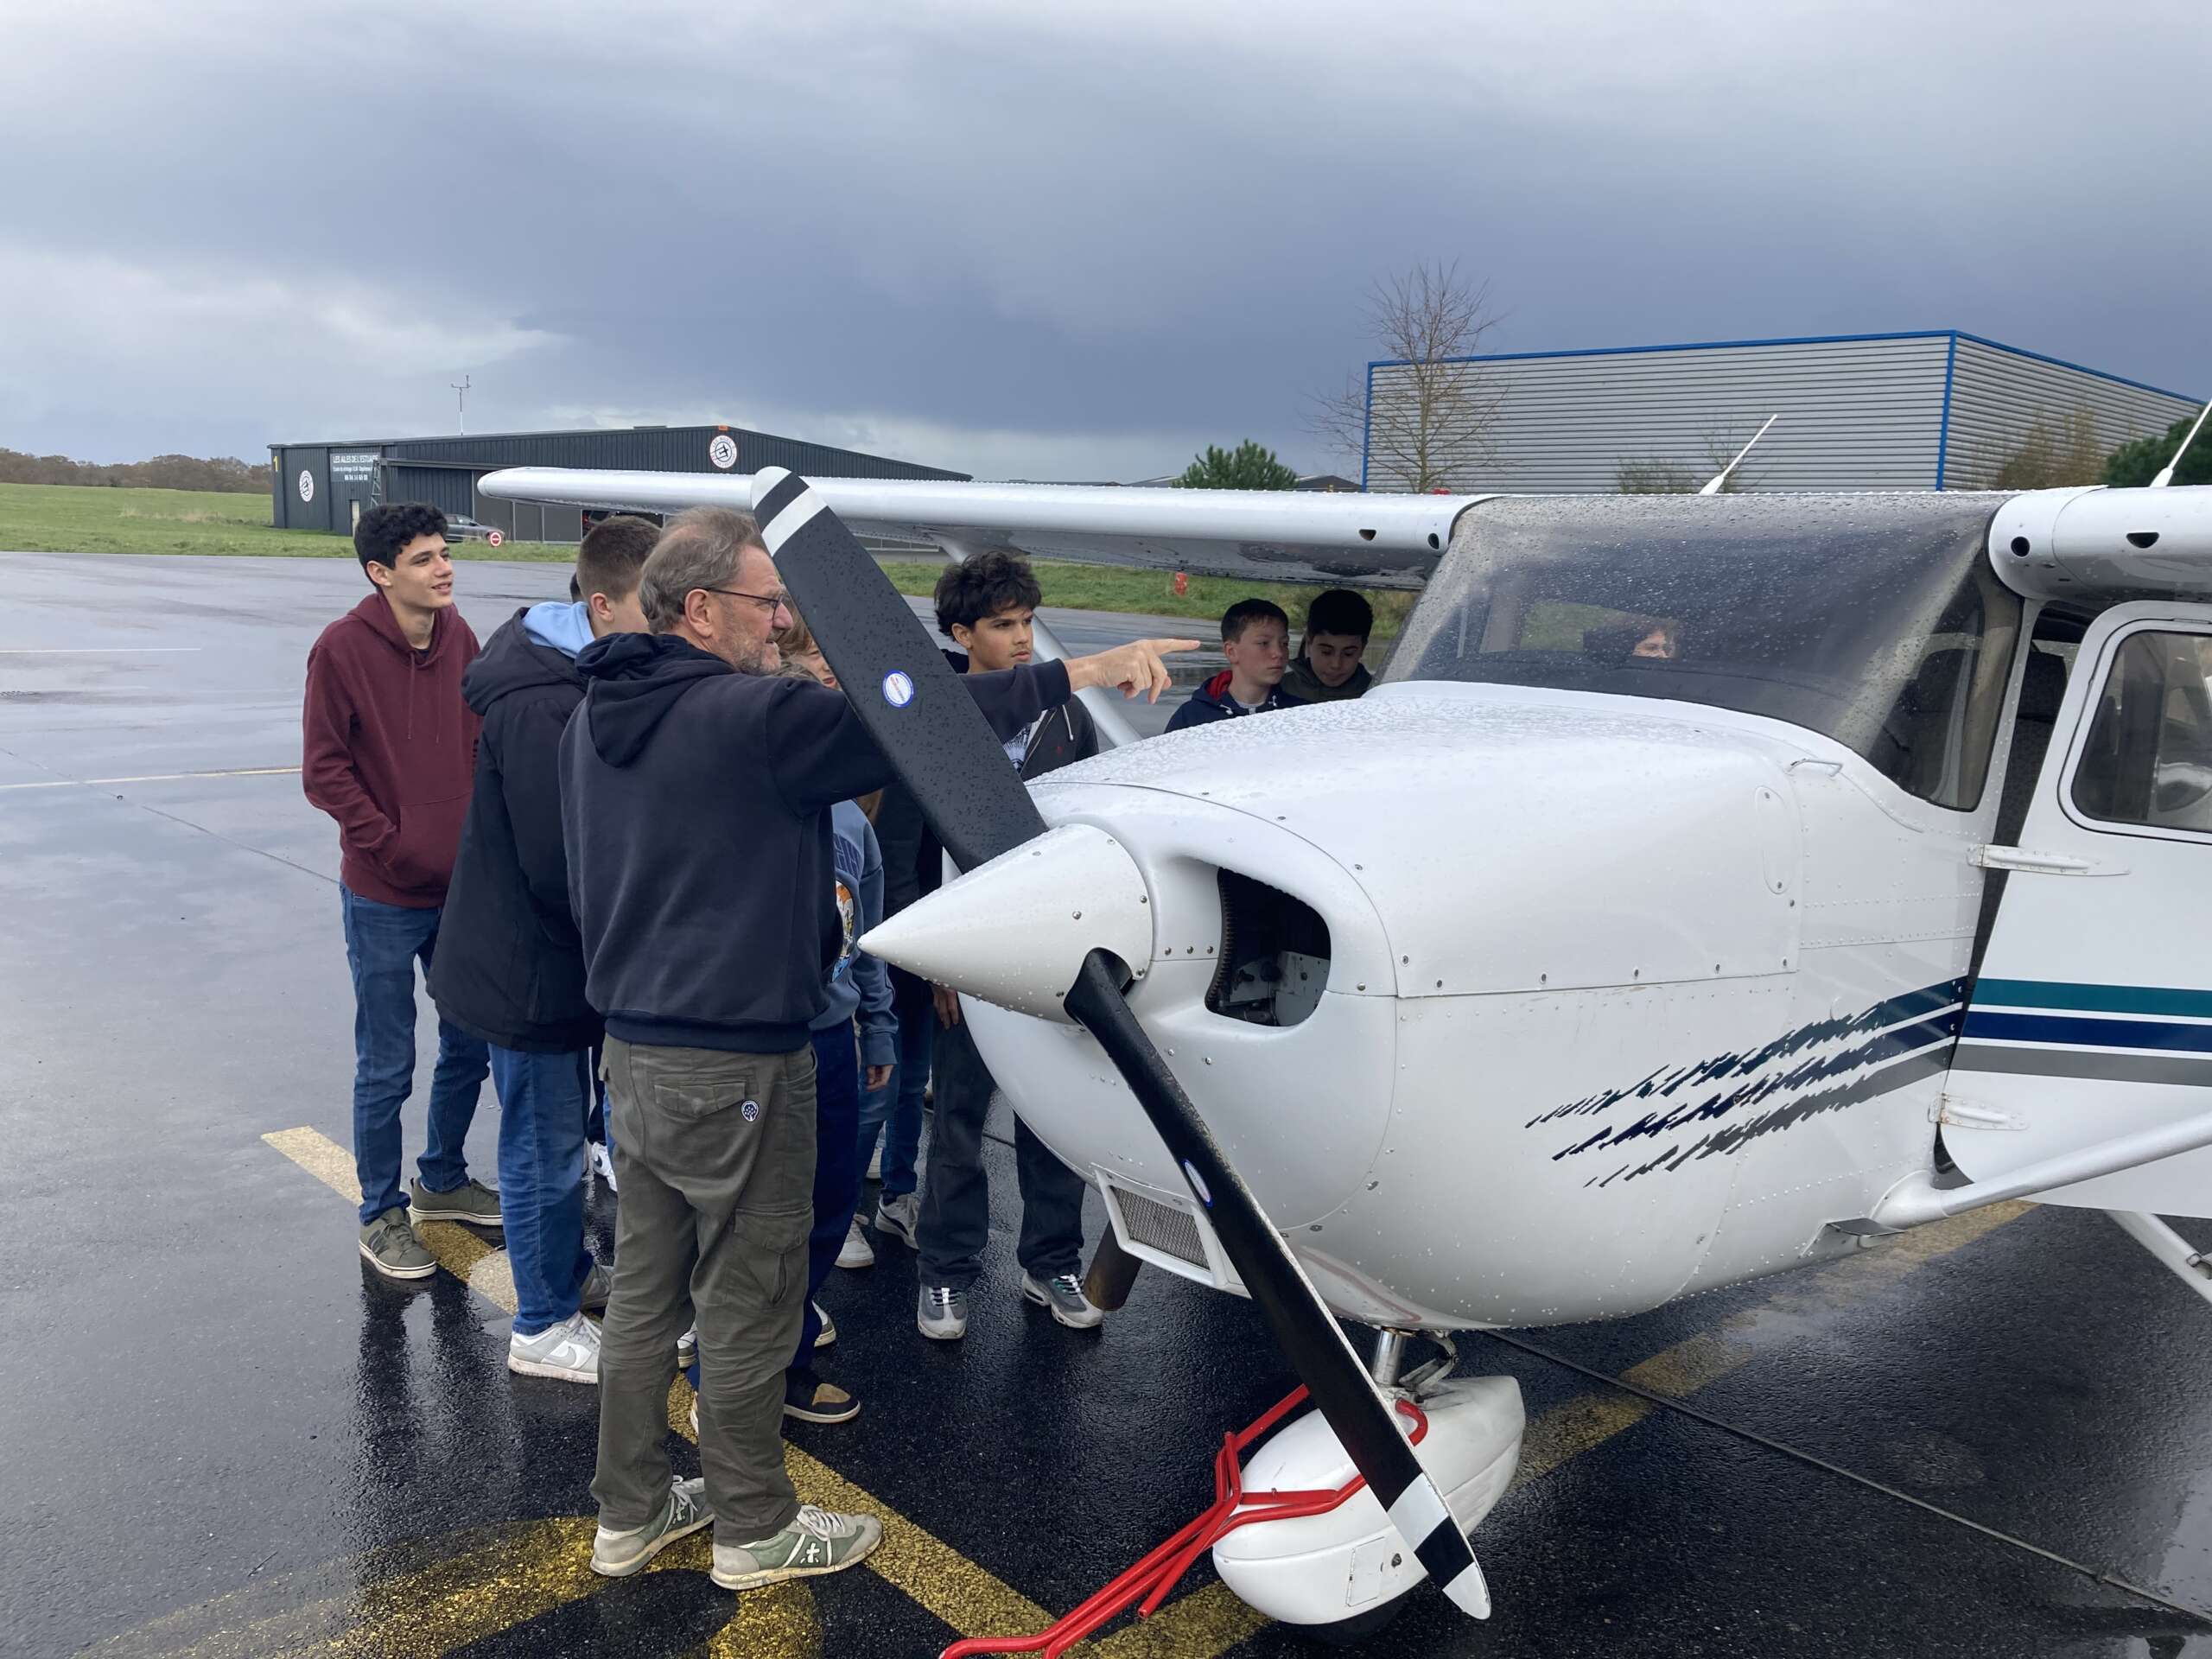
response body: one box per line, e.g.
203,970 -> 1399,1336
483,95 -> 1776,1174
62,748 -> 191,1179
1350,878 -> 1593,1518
751,466 -> 1045,872
747,467 -> 1490,1618
1063,952 -> 1490,1618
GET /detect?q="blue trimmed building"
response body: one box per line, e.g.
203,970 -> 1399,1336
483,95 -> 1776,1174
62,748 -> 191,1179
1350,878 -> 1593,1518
1361,330 -> 2199,493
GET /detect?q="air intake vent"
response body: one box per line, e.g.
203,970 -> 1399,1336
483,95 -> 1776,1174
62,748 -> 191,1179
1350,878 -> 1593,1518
1113,1187 -> 1210,1270
1206,870 -> 1331,1027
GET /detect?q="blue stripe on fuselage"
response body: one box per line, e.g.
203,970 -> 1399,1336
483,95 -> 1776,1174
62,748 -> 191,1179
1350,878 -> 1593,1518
1961,1011 -> 2212,1053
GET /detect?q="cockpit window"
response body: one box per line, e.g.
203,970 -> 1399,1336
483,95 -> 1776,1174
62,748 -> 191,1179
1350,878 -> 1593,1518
1388,495 -> 2021,810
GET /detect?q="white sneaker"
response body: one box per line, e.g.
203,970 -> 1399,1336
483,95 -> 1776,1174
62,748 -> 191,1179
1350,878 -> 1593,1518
677,1325 -> 697,1370
874,1192 -> 919,1249
588,1141 -> 618,1192
836,1217 -> 874,1270
814,1303 -> 837,1349
508,1310 -> 601,1383
866,1142 -> 884,1183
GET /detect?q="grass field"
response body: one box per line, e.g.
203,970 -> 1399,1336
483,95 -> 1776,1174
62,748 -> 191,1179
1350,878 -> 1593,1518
0,481 -> 1412,630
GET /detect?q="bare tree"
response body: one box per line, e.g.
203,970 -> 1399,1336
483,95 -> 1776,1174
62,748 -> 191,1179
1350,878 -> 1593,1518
1971,404 -> 2106,490
1307,262 -> 1505,493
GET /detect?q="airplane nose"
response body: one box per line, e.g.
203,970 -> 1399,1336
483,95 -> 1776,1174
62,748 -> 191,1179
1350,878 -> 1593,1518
860,822 -> 1154,1023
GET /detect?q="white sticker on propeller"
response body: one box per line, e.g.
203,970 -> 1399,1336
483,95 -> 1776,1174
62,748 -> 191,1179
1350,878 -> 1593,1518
1183,1161 -> 1211,1205
881,671 -> 915,708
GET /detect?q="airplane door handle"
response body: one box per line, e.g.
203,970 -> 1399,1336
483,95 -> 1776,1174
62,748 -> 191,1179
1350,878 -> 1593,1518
1969,844 -> 2125,876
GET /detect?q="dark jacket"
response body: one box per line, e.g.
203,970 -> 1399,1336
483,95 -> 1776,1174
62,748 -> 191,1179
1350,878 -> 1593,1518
1281,657 -> 1372,703
1162,670 -> 1305,734
875,649 -> 1101,918
428,610 -> 598,1053
302,594 -> 480,906
561,632 -> 1072,1055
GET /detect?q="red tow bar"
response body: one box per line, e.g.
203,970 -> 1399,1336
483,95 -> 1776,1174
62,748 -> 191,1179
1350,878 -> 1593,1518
941,1387 -> 1429,1659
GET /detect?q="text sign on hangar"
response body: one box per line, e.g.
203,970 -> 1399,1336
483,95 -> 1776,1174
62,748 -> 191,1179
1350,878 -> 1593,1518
330,452 -> 378,486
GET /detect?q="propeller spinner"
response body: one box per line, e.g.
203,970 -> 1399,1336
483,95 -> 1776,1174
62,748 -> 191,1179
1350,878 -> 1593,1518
747,465 -> 1492,1620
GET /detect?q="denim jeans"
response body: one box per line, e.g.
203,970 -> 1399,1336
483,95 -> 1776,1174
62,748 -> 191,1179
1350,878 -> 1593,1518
340,886 -> 488,1226
856,966 -> 931,1200
796,1022 -> 863,1367
490,1046 -> 595,1336
918,1014 -> 1086,1292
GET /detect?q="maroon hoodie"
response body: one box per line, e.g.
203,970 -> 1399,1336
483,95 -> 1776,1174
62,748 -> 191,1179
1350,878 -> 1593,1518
302,594 -> 481,907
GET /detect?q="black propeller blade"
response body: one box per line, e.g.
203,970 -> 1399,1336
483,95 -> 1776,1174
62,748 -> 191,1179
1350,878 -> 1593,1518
749,466 -> 1491,1619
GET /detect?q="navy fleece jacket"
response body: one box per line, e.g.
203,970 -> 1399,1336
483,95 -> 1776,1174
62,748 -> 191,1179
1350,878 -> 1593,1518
560,632 -> 1071,1055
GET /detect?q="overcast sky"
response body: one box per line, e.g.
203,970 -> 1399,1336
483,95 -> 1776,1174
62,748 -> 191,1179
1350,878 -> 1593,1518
2,1 -> 2204,480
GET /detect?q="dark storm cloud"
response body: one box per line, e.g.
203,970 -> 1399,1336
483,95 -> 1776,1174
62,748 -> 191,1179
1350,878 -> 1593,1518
1,2 -> 2204,477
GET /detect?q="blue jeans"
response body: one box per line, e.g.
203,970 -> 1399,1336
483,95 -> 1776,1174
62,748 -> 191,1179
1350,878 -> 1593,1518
856,967 -> 930,1199
491,1046 -> 595,1336
340,887 -> 488,1227
795,1022 -> 862,1368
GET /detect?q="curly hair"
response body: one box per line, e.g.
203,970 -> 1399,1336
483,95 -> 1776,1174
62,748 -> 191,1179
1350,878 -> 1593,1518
934,549 -> 1043,637
353,503 -> 448,576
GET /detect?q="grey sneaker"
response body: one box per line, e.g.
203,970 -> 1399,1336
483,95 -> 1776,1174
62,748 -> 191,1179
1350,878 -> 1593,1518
359,1211 -> 435,1281
813,1303 -> 836,1350
580,1262 -> 611,1313
508,1311 -> 601,1383
874,1192 -> 919,1249
409,1176 -> 501,1226
1023,1271 -> 1105,1330
918,1283 -> 968,1341
591,1477 -> 710,1578
836,1217 -> 875,1270
711,1503 -> 881,1591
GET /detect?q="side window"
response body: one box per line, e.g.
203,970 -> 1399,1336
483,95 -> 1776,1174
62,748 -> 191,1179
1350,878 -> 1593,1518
2071,630 -> 2212,835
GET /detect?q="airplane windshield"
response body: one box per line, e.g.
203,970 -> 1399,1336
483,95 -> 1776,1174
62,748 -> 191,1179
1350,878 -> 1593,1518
1388,494 -> 2021,810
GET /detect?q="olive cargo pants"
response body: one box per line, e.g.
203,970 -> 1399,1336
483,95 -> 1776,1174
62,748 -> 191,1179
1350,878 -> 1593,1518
590,1037 -> 817,1539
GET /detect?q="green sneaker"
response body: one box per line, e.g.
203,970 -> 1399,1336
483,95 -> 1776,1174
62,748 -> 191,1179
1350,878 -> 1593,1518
590,1477 -> 710,1578
359,1211 -> 435,1281
711,1503 -> 882,1591
409,1176 -> 501,1226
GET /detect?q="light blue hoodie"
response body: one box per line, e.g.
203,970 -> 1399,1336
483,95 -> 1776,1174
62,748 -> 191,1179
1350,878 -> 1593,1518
523,600 -> 594,661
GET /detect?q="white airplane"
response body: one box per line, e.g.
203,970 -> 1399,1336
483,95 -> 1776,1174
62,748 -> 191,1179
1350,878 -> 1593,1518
481,459 -> 2212,1643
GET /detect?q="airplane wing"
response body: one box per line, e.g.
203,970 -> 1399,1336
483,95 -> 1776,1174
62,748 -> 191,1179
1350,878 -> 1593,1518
476,468 -> 1490,588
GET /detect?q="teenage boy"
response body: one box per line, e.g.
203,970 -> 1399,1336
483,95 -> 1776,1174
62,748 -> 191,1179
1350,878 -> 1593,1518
565,508 -> 1187,1589
874,551 -> 1110,1341
772,629 -> 896,1424
303,503 -> 493,1281
1281,588 -> 1376,703
1164,597 -> 1304,732
429,514 -> 658,1382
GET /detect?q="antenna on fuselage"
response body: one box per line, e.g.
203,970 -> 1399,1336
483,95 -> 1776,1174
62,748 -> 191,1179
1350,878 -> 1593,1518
2151,401 -> 2209,488
1699,414 -> 1779,495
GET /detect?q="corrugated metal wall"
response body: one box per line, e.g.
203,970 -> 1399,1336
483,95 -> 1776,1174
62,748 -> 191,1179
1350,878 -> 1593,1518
1364,332 -> 2199,494
1366,334 -> 1953,493
1940,337 -> 2196,490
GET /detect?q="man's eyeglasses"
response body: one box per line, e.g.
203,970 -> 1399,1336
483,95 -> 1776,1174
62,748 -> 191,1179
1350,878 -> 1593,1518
698,586 -> 791,616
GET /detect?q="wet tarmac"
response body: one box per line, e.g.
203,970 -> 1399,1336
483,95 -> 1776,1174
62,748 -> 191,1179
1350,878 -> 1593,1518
7,550 -> 2212,1658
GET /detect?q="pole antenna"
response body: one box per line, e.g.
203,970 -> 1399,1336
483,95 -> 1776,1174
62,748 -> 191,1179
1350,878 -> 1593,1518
2151,401 -> 2209,488
1700,414 -> 1779,495
450,374 -> 472,436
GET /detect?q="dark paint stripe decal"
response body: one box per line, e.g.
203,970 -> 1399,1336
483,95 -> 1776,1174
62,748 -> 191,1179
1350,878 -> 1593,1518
1974,979 -> 2212,1019
1953,1045 -> 2212,1087
1961,1012 -> 2212,1054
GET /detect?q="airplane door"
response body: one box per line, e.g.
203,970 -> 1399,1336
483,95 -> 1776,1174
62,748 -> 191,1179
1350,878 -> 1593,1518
1947,601 -> 2212,1214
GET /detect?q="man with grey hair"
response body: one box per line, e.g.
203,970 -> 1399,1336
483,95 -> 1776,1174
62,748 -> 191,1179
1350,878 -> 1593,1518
563,505 -> 1193,1594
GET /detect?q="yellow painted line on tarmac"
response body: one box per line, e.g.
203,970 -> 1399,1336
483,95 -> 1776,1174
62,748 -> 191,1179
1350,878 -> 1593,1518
0,765 -> 302,792
264,1126 -> 1236,1657
1514,1200 -> 2034,1485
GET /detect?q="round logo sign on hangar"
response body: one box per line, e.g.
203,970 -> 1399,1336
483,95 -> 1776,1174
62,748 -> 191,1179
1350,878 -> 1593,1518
709,434 -> 739,471
297,470 -> 315,503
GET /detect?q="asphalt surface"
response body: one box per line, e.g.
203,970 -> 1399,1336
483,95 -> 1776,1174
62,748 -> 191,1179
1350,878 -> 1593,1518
7,550 -> 2212,1658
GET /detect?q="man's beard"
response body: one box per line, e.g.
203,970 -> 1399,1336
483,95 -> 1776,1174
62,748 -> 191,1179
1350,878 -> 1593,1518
726,637 -> 780,677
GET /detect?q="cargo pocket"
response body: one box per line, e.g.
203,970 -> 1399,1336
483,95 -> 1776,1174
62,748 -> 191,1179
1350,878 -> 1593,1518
647,1067 -> 757,1122
731,1208 -> 812,1306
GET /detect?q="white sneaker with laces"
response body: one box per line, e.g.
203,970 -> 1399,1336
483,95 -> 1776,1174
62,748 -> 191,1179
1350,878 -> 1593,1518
836,1217 -> 874,1270
508,1310 -> 602,1382
712,1503 -> 883,1590
874,1192 -> 919,1249
588,1141 -> 618,1192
